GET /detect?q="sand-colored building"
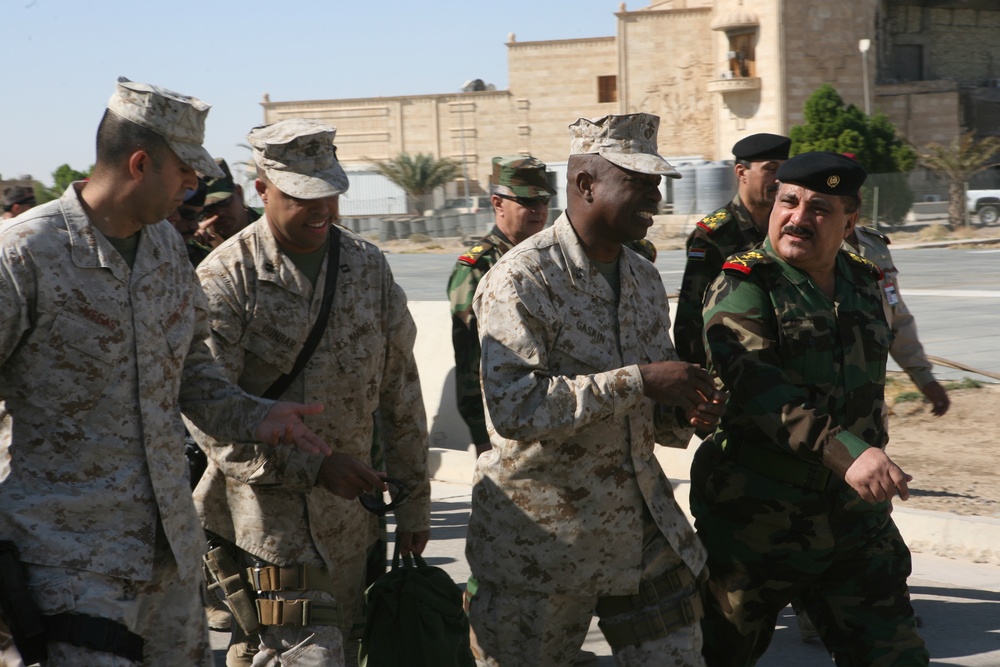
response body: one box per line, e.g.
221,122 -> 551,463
262,0 -> 1000,214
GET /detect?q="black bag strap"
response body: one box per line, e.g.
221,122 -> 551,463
389,529 -> 427,571
44,612 -> 144,663
262,227 -> 341,401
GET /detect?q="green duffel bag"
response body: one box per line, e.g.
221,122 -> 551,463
359,536 -> 475,667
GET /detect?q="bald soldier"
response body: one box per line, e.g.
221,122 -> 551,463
674,133 -> 790,367
466,113 -> 726,667
692,152 -> 928,666
447,155 -> 556,455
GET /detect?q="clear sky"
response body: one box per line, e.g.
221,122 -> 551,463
0,0 -> 624,186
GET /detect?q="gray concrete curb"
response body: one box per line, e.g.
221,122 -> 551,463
428,446 -> 1000,567
892,236 -> 1000,250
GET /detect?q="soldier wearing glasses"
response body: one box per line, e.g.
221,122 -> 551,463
447,155 -> 555,455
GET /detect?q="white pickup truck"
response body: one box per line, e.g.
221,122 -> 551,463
967,189 -> 1000,224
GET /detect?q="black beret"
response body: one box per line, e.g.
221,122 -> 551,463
775,151 -> 867,196
732,133 -> 791,162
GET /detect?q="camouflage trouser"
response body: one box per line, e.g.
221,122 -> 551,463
238,543 -> 366,667
23,524 -> 211,666
468,510 -> 705,667
690,440 -> 929,667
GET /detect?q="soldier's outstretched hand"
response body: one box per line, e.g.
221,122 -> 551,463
639,361 -> 717,414
687,389 -> 727,430
316,453 -> 388,500
844,448 -> 912,503
256,401 -> 332,455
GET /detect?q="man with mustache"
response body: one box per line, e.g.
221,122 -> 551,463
691,151 -> 929,666
466,113 -> 726,666
189,119 -> 430,667
674,133 -> 790,367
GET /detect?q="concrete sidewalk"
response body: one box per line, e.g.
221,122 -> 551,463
210,473 -> 1000,665
414,479 -> 1000,667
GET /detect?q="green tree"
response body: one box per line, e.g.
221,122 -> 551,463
36,163 -> 93,203
790,84 -> 917,227
368,153 -> 459,213
915,131 -> 1000,228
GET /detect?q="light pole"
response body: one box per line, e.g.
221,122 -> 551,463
859,38 -> 872,116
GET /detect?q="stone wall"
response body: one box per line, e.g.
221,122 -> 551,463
782,0 -> 878,126
876,81 -> 961,147
506,36 -> 619,165
619,7 -> 716,158
882,2 -> 1000,86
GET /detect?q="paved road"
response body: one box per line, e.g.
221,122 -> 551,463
387,246 -> 1000,383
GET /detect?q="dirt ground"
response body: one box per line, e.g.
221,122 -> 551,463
374,220 -> 1000,520
887,376 -> 1000,518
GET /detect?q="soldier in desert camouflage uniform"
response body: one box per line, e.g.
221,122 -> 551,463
190,118 -> 430,667
0,78 -> 343,667
846,225 -> 950,416
691,151 -> 929,666
674,133 -> 790,367
465,113 -> 726,667
447,155 -> 555,455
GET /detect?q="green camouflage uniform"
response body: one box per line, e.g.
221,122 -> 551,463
447,226 -> 514,446
690,238 -> 928,667
674,195 -> 764,367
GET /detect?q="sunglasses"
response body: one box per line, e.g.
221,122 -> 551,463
177,207 -> 202,222
202,196 -> 233,215
496,193 -> 551,208
359,478 -> 411,516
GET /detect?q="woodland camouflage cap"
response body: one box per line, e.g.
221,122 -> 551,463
491,155 -> 555,197
204,158 -> 236,205
568,113 -> 680,177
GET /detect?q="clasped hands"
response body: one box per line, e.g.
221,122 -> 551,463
639,361 -> 727,430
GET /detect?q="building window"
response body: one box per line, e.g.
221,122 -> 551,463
598,75 -> 618,103
726,33 -> 756,79
889,45 -> 923,82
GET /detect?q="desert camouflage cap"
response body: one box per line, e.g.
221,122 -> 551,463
107,77 -> 224,179
204,158 -> 235,205
491,155 -> 555,198
568,113 -> 679,178
248,119 -> 348,199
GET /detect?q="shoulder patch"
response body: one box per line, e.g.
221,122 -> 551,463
844,250 -> 884,280
457,238 -> 497,266
858,225 -> 890,245
695,208 -> 734,234
722,249 -> 770,276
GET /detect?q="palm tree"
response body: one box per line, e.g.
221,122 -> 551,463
368,153 -> 460,214
916,132 -> 1000,228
